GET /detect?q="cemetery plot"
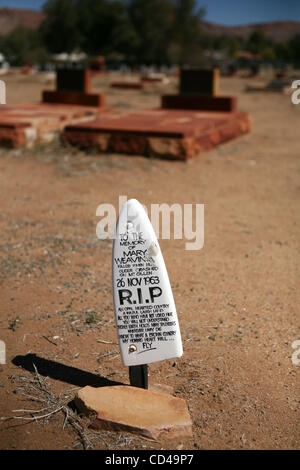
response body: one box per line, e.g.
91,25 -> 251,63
62,108 -> 251,160
0,67 -> 109,148
0,103 -> 104,148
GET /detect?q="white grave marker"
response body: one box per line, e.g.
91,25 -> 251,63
112,199 -> 183,387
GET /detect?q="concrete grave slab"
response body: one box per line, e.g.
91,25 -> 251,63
0,102 -> 107,148
62,108 -> 251,160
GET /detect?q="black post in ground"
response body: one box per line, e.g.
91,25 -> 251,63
129,364 -> 148,389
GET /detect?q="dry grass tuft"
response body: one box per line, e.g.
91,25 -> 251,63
1,364 -> 111,450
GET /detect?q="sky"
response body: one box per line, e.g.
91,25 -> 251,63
0,0 -> 299,26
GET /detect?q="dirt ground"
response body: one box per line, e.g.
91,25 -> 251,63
0,70 -> 299,450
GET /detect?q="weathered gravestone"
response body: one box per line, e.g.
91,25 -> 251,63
42,67 -> 105,108
162,66 -> 237,112
56,68 -> 91,93
180,67 -> 219,96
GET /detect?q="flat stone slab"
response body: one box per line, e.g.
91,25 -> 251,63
63,108 -> 251,160
74,385 -> 193,441
0,103 -> 107,148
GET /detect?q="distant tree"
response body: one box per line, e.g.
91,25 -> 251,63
127,0 -> 176,64
126,0 -> 206,65
40,0 -> 82,53
170,0 -> 206,64
288,33 -> 300,66
199,31 -> 215,50
213,34 -> 244,58
77,0 -> 139,57
40,0 -> 139,58
246,29 -> 272,55
38,0 -> 209,64
0,27 -> 49,66
274,42 -> 291,62
10,0 -> 297,68
262,46 -> 276,61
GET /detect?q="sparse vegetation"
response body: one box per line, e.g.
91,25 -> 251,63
8,316 -> 21,332
2,365 -> 110,449
1,366 -> 157,449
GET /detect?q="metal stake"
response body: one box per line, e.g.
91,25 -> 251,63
129,364 -> 148,389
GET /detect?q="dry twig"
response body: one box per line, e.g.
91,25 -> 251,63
1,365 -> 110,450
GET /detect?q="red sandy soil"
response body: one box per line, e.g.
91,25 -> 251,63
0,71 -> 299,450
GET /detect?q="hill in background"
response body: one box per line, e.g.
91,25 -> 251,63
0,7 -> 45,35
202,20 -> 300,43
0,7 -> 299,43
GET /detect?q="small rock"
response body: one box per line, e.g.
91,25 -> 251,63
149,383 -> 174,395
75,385 -> 193,441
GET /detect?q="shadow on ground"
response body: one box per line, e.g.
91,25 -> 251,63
12,354 -> 123,388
